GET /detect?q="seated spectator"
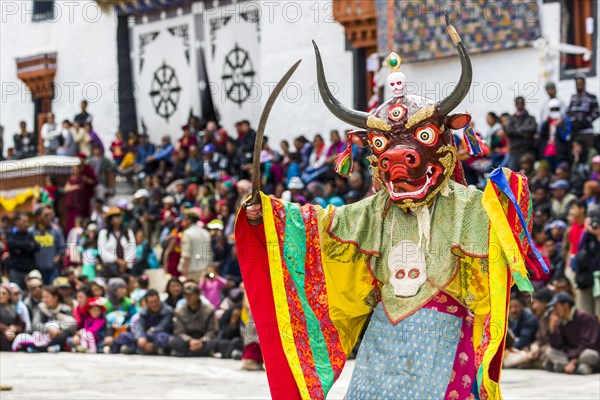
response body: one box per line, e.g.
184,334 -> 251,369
171,148 -> 189,181
185,145 -> 203,183
508,294 -> 539,350
570,140 -> 592,197
74,285 -> 93,329
546,292 -> 600,374
161,278 -> 184,310
582,180 -> 600,209
591,155 -> 600,181
23,274 -> 44,320
528,288 -> 555,362
9,283 -> 31,332
170,282 -> 218,357
546,219 -> 567,251
134,290 -> 173,355
145,135 -> 174,174
134,133 -> 155,174
31,286 -> 76,352
293,135 -> 313,170
550,180 -> 576,220
544,237 -> 565,282
177,125 -> 197,151
69,297 -> 106,353
53,277 -> 75,309
286,152 -> 302,187
110,131 -> 126,167
0,284 -> 25,351
104,277 -> 136,325
130,275 -> 149,313
202,143 -> 221,182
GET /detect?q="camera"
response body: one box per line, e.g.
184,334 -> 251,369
592,218 -> 600,230
206,272 -> 215,279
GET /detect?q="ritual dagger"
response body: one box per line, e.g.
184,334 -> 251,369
244,59 -> 302,224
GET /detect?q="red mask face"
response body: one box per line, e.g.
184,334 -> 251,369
349,96 -> 471,209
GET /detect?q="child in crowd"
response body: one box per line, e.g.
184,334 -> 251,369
110,131 -> 125,166
79,224 -> 100,280
130,275 -> 149,313
73,285 -> 93,330
70,297 -> 106,353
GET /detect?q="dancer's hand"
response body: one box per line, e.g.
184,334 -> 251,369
245,203 -> 263,223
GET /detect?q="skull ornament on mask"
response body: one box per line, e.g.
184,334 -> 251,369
387,71 -> 407,98
386,53 -> 407,98
313,17 -> 473,211
388,240 -> 427,297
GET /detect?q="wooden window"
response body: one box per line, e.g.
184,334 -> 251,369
560,0 -> 597,78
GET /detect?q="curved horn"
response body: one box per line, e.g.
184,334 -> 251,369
313,41 -> 369,129
438,13 -> 472,115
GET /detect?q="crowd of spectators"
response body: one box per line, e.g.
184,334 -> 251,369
482,75 -> 600,375
0,75 -> 599,375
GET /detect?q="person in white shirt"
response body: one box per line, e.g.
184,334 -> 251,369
97,207 -> 136,278
40,112 -> 63,155
178,209 -> 213,282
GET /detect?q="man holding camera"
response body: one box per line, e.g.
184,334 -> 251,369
574,207 -> 600,319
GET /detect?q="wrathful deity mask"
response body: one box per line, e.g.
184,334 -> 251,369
313,19 -> 473,210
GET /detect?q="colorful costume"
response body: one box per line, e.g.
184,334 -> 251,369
235,17 -> 547,400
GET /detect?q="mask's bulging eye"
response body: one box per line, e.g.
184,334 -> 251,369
369,133 -> 389,154
388,104 -> 407,122
395,269 -> 406,279
414,123 -> 439,146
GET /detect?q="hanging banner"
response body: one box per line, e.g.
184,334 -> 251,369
132,14 -> 200,141
205,6 -> 261,134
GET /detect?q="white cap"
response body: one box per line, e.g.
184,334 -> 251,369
133,189 -> 149,199
287,177 -> 304,190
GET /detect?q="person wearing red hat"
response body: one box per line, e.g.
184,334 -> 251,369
69,297 -> 106,353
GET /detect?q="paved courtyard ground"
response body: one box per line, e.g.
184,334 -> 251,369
1,352 -> 598,399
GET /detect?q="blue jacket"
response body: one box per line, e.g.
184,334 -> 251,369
508,308 -> 539,350
152,143 -> 174,163
136,143 -> 156,166
135,303 -> 174,339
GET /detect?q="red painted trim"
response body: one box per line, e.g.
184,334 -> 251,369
450,244 -> 488,259
235,208 -> 301,400
271,200 -> 325,399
